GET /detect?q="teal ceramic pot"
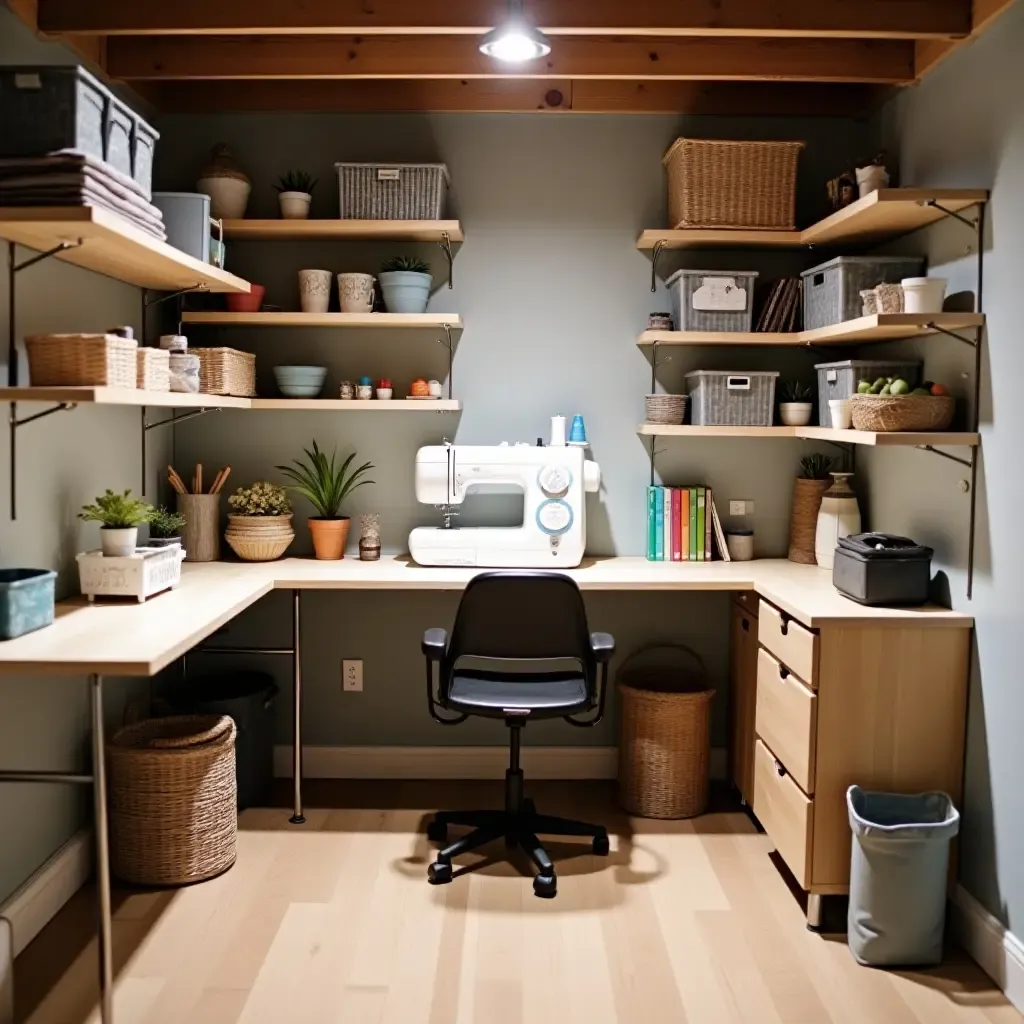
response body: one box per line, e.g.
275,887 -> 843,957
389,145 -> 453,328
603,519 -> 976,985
379,271 -> 432,314
0,569 -> 57,639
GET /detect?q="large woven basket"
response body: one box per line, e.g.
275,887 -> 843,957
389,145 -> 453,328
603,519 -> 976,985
618,644 -> 715,819
645,394 -> 687,425
194,347 -> 256,396
788,478 -> 831,565
664,138 -> 804,230
136,347 -> 170,392
852,395 -> 955,432
108,715 -> 237,886
225,513 -> 294,561
25,333 -> 137,388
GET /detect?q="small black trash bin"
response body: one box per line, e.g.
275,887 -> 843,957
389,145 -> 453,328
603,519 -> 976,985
178,671 -> 278,810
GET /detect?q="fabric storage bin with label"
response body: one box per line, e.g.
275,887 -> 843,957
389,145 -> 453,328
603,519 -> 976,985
686,370 -> 779,426
335,163 -> 449,220
815,359 -> 922,427
663,138 -> 804,230
801,256 -> 924,331
26,333 -> 138,388
667,269 -> 758,332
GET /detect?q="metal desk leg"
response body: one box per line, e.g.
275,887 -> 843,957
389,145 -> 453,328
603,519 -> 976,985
290,590 -> 305,825
806,893 -> 823,930
90,673 -> 114,1022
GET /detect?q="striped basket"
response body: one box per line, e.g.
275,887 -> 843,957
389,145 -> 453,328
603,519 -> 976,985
194,347 -> 256,396
645,394 -> 687,425
136,347 -> 171,392
25,333 -> 137,388
335,162 -> 449,220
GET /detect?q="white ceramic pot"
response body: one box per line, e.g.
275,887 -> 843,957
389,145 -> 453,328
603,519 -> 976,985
376,388 -> 393,400
901,277 -> 948,314
337,273 -> 376,313
828,398 -> 854,430
815,472 -> 861,569
379,270 -> 432,314
856,164 -> 889,199
779,403 -> 813,427
726,530 -> 755,561
279,191 -> 312,220
100,526 -> 138,557
196,176 -> 251,220
298,269 -> 332,314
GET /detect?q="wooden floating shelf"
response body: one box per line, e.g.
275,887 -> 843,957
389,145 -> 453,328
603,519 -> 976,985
181,311 -> 463,329
222,219 -> 464,242
638,313 -> 985,348
0,207 -> 250,293
637,423 -> 980,447
248,399 -> 460,411
636,189 -> 989,251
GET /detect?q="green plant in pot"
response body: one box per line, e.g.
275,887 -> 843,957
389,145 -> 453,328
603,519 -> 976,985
379,255 -> 433,314
148,507 -> 186,549
79,489 -> 154,557
275,169 -> 318,220
277,442 -> 375,560
788,454 -> 834,565
225,482 -> 294,561
779,380 -> 815,426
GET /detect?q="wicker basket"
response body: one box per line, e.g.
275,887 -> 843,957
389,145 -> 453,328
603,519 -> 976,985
645,394 -> 687,425
194,347 -> 256,396
788,478 -> 831,565
852,394 -> 955,432
108,715 -> 237,886
225,514 -> 294,561
663,138 -> 804,231
25,333 -> 137,388
618,644 -> 715,819
136,347 -> 170,392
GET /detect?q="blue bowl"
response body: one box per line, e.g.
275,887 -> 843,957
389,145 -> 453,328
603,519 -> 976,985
274,365 -> 328,397
278,383 -> 325,398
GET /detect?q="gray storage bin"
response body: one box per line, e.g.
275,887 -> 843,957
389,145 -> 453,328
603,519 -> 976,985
133,122 -> 159,197
153,192 -> 212,263
802,256 -> 924,331
686,370 -> 779,426
667,269 -> 759,333
847,786 -> 960,966
335,162 -> 449,220
815,359 -> 922,426
105,100 -> 134,180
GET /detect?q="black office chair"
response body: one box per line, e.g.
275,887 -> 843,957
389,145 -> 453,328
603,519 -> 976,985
422,571 -> 614,898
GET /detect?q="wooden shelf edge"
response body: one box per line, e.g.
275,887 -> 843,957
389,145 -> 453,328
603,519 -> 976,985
181,312 -> 464,329
638,422 -> 980,447
249,399 -> 461,411
0,387 -> 250,408
222,219 -> 464,242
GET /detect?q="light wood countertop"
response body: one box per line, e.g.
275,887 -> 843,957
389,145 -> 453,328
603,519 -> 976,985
0,557 -> 972,678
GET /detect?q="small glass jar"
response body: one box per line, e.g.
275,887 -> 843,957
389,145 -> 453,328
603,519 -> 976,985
359,513 -> 381,561
339,380 -> 355,400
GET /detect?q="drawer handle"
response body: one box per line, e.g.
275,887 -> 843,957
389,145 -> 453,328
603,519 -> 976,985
741,617 -> 750,632
777,663 -> 790,681
775,760 -> 787,778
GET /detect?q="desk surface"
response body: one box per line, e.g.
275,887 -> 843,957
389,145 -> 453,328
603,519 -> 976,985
0,557 -> 973,677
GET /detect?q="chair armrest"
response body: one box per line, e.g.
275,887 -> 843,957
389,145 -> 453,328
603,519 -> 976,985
422,627 -> 448,660
590,632 -> 615,663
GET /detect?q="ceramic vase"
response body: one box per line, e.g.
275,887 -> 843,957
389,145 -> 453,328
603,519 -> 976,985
379,270 -> 432,314
100,527 -> 138,557
298,269 -> 332,314
779,403 -> 813,427
815,472 -> 861,569
337,273 -> 375,313
196,145 -> 251,220
279,191 -> 311,219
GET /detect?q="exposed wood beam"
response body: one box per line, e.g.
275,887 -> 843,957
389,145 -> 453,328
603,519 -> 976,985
914,0 -> 1019,79
106,35 -> 914,84
7,0 -> 107,70
39,0 -> 970,40
145,79 -> 882,118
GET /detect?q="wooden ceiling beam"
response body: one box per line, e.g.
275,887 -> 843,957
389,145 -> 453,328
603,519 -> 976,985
106,35 -> 915,84
914,0 -> 1018,79
39,0 -> 970,40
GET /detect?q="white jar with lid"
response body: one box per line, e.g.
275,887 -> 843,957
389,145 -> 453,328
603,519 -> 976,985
160,334 -> 188,351
168,352 -> 201,393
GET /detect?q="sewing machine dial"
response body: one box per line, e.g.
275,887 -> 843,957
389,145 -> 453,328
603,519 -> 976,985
536,499 -> 574,535
538,465 -> 572,496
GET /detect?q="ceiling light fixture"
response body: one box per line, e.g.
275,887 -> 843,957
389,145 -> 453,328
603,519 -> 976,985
479,0 -> 552,63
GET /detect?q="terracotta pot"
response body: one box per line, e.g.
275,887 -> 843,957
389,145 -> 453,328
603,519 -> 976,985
308,517 -> 350,560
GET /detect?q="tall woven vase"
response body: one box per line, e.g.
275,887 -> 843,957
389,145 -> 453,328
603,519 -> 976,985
788,478 -> 831,565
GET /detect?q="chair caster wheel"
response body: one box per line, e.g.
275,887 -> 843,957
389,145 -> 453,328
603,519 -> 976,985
533,873 -> 557,899
427,861 -> 452,885
427,820 -> 447,842
592,833 -> 610,856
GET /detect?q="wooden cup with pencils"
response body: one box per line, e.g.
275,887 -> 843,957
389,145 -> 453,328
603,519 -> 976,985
170,464 -> 230,561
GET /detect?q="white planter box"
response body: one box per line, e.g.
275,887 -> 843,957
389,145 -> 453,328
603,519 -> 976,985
77,546 -> 185,603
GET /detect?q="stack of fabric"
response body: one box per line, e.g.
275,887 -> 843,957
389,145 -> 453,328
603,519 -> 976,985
0,152 -> 165,240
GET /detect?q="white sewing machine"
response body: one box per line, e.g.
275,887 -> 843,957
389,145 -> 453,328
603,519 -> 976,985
409,443 -> 601,568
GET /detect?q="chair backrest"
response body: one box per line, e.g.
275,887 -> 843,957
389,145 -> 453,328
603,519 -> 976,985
441,572 -> 596,690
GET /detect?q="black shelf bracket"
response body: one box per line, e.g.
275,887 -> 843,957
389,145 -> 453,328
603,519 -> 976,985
647,434 -> 667,487
649,341 -> 673,392
438,232 -> 455,289
436,322 -> 455,399
924,322 -> 979,348
650,239 -> 668,293
915,445 -> 973,469
923,200 -> 982,231
8,402 -> 77,519
140,407 -> 221,496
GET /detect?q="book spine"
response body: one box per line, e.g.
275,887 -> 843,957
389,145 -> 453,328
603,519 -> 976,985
646,486 -> 657,561
704,486 -> 713,561
696,487 -> 706,561
680,488 -> 689,561
663,488 -> 673,561
688,488 -> 697,561
671,489 -> 682,561
655,487 -> 665,562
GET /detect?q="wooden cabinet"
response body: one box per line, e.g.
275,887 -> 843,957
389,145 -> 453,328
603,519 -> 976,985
729,596 -> 759,804
753,739 -> 813,888
754,647 -> 817,794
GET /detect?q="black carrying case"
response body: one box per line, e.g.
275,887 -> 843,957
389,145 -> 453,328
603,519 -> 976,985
832,533 -> 934,606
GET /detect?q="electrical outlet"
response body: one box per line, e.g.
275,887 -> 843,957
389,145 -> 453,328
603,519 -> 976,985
730,500 -> 754,516
342,659 -> 363,692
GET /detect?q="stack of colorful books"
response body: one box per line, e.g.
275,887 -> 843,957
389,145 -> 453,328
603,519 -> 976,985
646,486 -> 729,561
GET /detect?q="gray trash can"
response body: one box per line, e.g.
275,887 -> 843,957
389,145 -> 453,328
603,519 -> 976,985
847,785 -> 960,966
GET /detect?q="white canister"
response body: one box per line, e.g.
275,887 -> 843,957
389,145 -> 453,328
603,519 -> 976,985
815,472 -> 861,569
169,352 -> 201,393
901,277 -> 948,315
159,334 -> 188,351
298,269 -> 332,314
726,530 -> 755,561
856,164 -> 889,198
549,415 -> 567,446
828,398 -> 854,430
356,384 -> 373,400
337,273 -> 376,313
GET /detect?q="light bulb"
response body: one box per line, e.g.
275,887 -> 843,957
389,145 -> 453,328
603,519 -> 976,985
479,20 -> 552,63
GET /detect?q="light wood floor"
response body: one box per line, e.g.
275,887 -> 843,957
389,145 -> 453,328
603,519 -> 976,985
15,781 -> 1022,1024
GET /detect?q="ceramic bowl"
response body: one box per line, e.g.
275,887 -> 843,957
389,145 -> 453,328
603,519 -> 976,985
273,365 -> 327,398
226,284 -> 265,313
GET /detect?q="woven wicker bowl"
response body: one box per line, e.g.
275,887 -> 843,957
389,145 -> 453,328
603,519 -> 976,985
852,395 -> 955,432
225,514 -> 294,561
645,394 -> 688,426
108,715 -> 237,886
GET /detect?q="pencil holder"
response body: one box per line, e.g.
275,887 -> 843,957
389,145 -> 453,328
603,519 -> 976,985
177,494 -> 221,562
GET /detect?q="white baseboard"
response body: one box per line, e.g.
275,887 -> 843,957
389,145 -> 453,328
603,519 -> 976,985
275,745 -> 728,781
0,830 -> 92,958
951,885 -> 1024,1014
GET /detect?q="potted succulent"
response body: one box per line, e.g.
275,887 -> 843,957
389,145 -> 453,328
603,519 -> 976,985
779,380 -> 815,426
147,507 -> 186,548
79,489 -> 154,557
275,169 -> 318,220
225,482 -> 294,561
379,255 -> 432,314
788,454 -> 834,565
277,442 -> 374,560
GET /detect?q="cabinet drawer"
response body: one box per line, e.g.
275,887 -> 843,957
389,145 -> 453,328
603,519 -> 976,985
758,600 -> 818,686
753,738 -> 814,889
733,590 -> 759,617
755,647 -> 817,793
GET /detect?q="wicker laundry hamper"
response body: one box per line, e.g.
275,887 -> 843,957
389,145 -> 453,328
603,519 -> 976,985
618,644 -> 715,819
108,715 -> 238,885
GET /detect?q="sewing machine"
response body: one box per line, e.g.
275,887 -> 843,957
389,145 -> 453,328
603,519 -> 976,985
409,443 -> 601,567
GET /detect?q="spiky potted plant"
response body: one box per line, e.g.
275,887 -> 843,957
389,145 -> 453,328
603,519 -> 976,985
79,489 -> 154,556
147,507 -> 187,549
277,442 -> 374,560
788,453 -> 834,565
225,482 -> 294,561
779,379 -> 815,426
379,255 -> 432,314
275,169 -> 318,220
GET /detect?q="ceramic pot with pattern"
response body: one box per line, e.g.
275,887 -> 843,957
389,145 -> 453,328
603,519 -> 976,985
298,269 -> 332,314
337,273 -> 376,314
